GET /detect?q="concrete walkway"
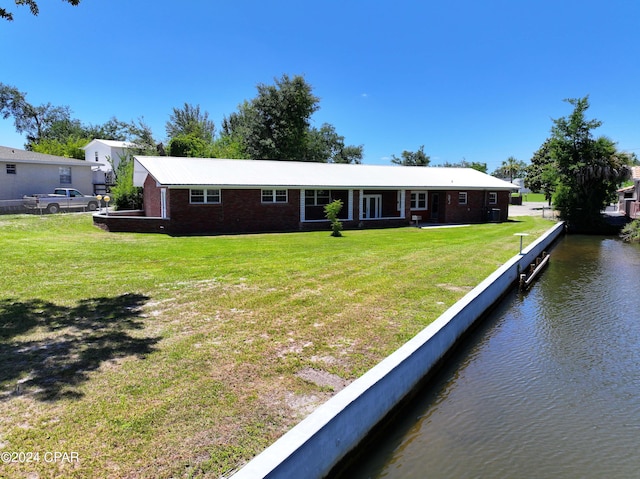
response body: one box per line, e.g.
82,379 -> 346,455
416,202 -> 556,228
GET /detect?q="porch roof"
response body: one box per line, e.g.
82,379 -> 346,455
134,157 -> 517,191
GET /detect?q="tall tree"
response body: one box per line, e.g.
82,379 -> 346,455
222,74 -> 321,160
306,123 -> 363,164
127,117 -> 161,155
525,139 -> 556,204
165,103 -> 214,143
0,82 -> 72,145
1,0 -> 80,21
221,74 -> 361,162
1,82 -> 160,154
491,156 -> 527,182
390,145 -> 430,166
544,96 -> 630,231
167,134 -> 209,157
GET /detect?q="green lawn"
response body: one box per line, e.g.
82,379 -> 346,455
516,192 -> 546,202
1,213 -> 555,478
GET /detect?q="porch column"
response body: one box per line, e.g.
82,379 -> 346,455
160,188 -> 167,218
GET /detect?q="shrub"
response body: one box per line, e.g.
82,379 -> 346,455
324,199 -> 343,237
620,219 -> 640,243
109,153 -> 143,210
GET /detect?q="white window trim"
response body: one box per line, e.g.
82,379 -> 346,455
458,192 -> 468,205
300,189 -> 354,222
261,189 -> 288,203
411,191 -> 428,210
488,192 -> 498,204
189,188 -> 221,204
305,189 -> 331,206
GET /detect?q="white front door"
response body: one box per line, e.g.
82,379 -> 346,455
362,194 -> 382,219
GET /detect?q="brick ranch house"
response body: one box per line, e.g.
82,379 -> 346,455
93,157 -> 517,234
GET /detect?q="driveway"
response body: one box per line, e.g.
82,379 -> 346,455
508,202 -> 556,218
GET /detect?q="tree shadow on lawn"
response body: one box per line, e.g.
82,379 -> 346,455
0,293 -> 158,402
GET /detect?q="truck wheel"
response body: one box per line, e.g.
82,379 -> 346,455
88,201 -> 98,211
47,204 -> 60,214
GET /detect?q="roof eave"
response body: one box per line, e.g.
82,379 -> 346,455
159,184 -> 516,191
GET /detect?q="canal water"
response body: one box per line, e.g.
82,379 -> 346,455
344,235 -> 640,479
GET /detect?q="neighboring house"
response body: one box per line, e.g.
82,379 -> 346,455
510,178 -> 531,194
94,157 -> 517,235
82,139 -> 135,194
0,145 -> 99,201
617,166 -> 640,218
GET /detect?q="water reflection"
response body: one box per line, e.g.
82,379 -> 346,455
343,236 -> 640,479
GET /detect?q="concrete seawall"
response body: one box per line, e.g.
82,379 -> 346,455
231,222 -> 566,479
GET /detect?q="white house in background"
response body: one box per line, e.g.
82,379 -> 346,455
511,178 -> 531,194
82,139 -> 135,193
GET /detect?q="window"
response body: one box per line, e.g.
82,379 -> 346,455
411,191 -> 428,209
458,192 -> 467,205
94,151 -> 99,162
59,167 -> 71,184
305,189 -> 330,206
190,189 -> 221,204
6,164 -> 16,174
262,189 -> 288,203
488,192 -> 497,204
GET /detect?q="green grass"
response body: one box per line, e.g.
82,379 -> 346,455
0,212 -> 556,478
517,192 -> 546,202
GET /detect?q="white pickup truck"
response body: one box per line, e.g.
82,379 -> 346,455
23,188 -> 100,214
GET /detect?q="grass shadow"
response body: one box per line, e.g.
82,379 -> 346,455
0,293 -> 157,402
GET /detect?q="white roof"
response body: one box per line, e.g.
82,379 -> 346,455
83,139 -> 135,150
133,156 -> 517,191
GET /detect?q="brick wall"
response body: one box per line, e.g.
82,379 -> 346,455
93,213 -> 169,233
143,175 -> 165,217
443,190 -> 510,223
169,188 -> 302,234
122,183 -> 511,234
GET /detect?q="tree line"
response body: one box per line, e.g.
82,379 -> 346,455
0,75 -> 364,164
2,73 -> 637,231
390,96 -> 638,233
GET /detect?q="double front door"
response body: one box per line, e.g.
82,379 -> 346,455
362,194 -> 382,219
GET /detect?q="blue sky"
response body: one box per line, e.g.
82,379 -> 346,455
1,0 -> 639,172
